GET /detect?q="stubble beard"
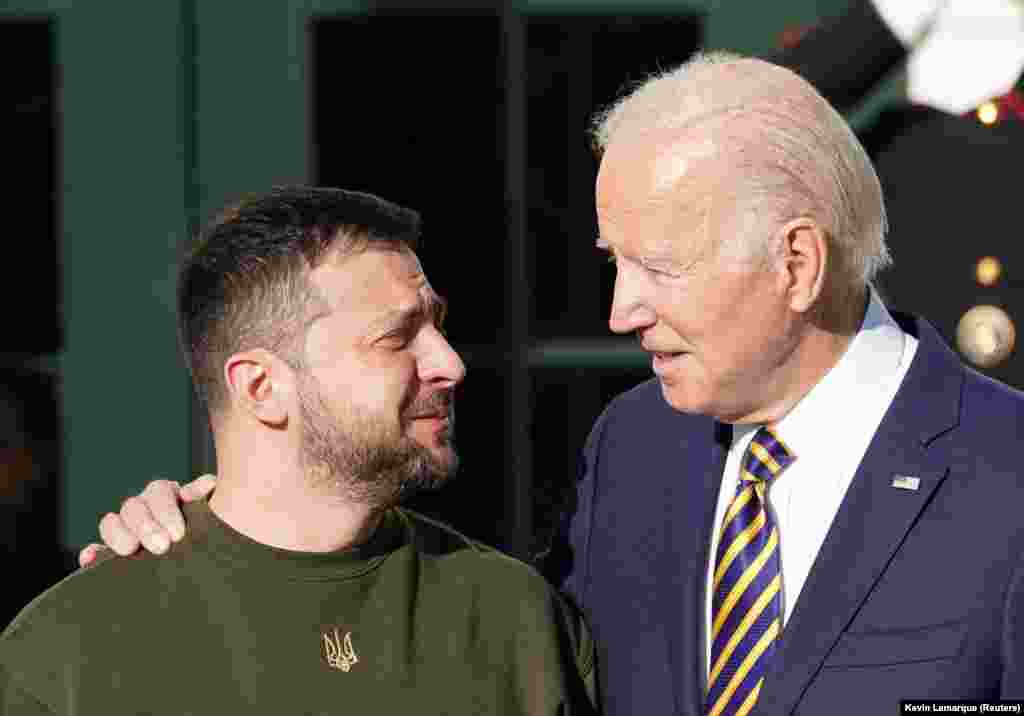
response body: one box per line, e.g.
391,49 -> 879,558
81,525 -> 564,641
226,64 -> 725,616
296,376 -> 458,509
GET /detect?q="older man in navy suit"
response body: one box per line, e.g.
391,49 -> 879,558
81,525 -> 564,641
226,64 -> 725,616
82,50 -> 1024,715
544,51 -> 1024,715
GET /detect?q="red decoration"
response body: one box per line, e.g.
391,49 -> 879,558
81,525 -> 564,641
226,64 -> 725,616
776,24 -> 816,51
966,89 -> 1024,122
1001,89 -> 1024,120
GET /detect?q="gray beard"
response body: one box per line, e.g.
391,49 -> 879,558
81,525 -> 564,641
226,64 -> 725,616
297,380 -> 458,508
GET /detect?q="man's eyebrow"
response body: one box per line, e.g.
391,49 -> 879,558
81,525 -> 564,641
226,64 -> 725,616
595,237 -> 678,261
642,254 -> 684,267
372,291 -> 447,334
370,305 -> 422,334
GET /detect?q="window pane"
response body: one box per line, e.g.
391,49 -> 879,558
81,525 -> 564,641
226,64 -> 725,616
531,365 -> 651,557
0,20 -> 59,354
0,369 -> 71,628
527,14 -> 702,338
313,11 -> 506,346
313,11 -> 509,547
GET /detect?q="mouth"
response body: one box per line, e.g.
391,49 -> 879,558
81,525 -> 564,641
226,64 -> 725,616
409,412 -> 453,446
406,404 -> 453,426
409,412 -> 449,421
650,351 -> 688,372
405,391 -> 454,422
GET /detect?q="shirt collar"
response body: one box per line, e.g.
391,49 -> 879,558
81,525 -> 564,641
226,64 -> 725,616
742,287 -> 907,457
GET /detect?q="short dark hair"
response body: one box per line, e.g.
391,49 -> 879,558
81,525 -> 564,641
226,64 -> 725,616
179,185 -> 421,411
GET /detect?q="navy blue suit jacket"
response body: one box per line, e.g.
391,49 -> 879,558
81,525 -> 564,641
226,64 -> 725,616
547,313 -> 1024,715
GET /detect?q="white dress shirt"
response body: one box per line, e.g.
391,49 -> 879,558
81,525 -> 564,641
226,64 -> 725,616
703,289 -> 919,677
871,0 -> 1024,113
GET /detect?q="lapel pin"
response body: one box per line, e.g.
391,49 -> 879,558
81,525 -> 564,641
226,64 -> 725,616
891,475 -> 921,491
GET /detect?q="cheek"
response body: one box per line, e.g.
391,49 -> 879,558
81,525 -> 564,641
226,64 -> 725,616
316,354 -> 419,417
652,283 -> 725,345
654,278 -> 774,368
365,355 -> 420,412
710,285 -> 790,375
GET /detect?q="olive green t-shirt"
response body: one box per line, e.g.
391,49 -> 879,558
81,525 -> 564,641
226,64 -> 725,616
0,500 -> 595,715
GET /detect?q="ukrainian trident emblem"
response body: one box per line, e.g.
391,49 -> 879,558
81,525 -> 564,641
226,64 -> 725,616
322,628 -> 359,672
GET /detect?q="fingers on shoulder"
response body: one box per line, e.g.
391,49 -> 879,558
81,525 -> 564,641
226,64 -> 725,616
98,510 -> 142,556
180,474 -> 216,502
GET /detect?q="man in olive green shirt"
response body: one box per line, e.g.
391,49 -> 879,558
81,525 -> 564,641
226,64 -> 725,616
0,187 -> 595,715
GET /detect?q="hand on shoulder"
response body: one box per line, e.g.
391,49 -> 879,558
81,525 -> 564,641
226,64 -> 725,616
77,474 -> 217,567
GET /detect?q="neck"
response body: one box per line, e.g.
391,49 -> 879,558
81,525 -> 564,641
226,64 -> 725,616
733,285 -> 868,426
209,421 -> 382,553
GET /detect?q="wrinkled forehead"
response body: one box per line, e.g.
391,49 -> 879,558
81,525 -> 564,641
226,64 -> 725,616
398,249 -> 440,304
600,130 -> 729,210
309,244 -> 435,311
596,133 -> 729,257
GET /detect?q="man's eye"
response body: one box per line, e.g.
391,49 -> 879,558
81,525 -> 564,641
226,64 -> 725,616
381,332 -> 411,348
643,263 -> 682,279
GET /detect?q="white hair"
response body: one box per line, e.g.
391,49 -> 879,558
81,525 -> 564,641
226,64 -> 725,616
592,51 -> 891,287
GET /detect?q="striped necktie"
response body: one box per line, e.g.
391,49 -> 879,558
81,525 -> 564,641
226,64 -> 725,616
706,426 -> 795,716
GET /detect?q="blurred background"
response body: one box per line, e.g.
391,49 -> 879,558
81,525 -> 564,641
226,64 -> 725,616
2,0 -> 1021,627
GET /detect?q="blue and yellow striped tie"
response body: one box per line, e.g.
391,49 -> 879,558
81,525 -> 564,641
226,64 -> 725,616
706,426 -> 795,716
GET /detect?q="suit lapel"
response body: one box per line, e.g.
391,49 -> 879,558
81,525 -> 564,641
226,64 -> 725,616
755,316 -> 962,715
662,418 -> 730,716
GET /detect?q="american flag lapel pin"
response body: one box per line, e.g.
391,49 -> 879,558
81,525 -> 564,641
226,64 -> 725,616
891,475 -> 921,491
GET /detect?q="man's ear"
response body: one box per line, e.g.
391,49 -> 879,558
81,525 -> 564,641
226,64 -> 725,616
776,216 -> 828,314
223,349 -> 294,427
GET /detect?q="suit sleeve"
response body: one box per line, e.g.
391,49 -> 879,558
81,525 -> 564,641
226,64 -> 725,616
540,405 -> 612,615
1000,548 -> 1024,697
765,0 -> 908,113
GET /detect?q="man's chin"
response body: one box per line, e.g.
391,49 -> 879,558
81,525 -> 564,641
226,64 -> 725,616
430,443 -> 458,473
659,380 -> 707,416
389,440 -> 456,496
388,460 -> 453,508
406,431 -> 457,474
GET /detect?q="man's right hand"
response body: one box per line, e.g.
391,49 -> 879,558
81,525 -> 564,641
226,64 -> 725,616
77,474 -> 217,568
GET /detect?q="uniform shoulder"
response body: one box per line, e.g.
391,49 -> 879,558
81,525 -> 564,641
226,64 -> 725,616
396,508 -> 483,550
393,509 -> 596,694
397,508 -> 506,559
0,547 -> 181,711
1,541 -> 187,650
396,509 -> 552,590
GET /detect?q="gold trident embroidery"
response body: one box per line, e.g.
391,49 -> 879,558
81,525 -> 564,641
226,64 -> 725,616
323,628 -> 359,672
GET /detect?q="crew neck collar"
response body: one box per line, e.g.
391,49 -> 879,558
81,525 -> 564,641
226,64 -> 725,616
184,498 -> 407,582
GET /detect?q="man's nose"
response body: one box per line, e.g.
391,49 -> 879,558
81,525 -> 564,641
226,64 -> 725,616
419,328 -> 466,387
608,268 -> 656,334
